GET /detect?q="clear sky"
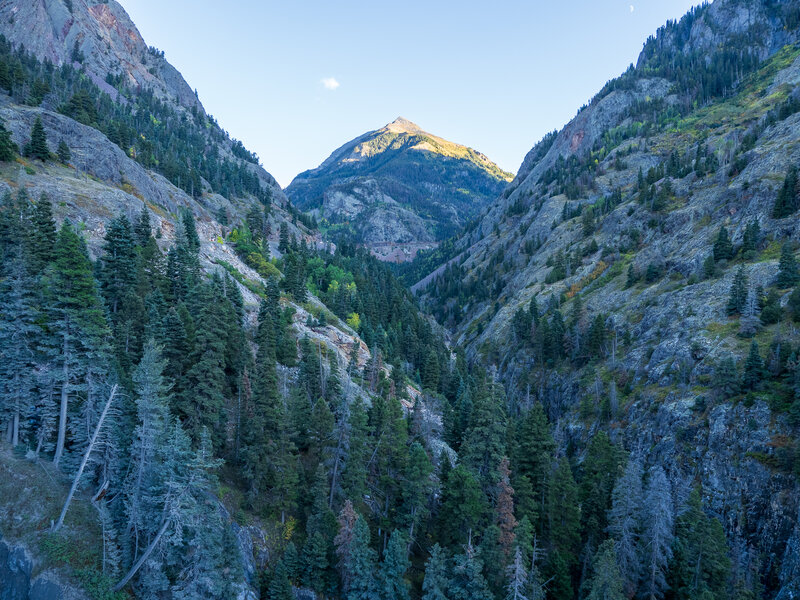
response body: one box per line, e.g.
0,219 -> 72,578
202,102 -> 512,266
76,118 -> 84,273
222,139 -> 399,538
121,0 -> 704,187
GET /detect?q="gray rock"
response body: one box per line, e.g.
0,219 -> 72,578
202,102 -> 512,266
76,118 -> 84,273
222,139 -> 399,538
0,540 -> 31,600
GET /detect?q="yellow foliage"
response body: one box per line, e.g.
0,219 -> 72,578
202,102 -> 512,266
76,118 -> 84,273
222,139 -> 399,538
346,312 -> 361,330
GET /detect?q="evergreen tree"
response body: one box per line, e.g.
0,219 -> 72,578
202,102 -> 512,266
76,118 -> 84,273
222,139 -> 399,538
380,530 -> 410,600
57,139 -> 71,163
548,457 -> 580,562
27,193 -> 57,274
777,244 -> 799,288
496,457 -> 518,560
727,266 -> 748,316
742,341 -> 764,390
347,515 -> 379,600
579,432 -> 622,546
422,544 -> 450,600
267,560 -> 293,600
741,221 -> 760,258
505,547 -> 529,600
586,540 -> 625,600
774,168 -> 799,218
0,119 -> 17,161
26,116 -> 50,161
449,546 -> 494,600
302,532 -> 329,593
0,211 -> 38,446
460,383 -> 507,486
668,489 -> 731,600
713,226 -> 733,262
607,457 -> 643,597
438,464 -> 487,546
513,402 -> 554,532
640,466 -> 674,600
46,221 -> 110,467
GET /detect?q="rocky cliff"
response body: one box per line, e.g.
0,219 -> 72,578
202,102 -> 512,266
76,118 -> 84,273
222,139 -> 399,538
286,117 -> 513,262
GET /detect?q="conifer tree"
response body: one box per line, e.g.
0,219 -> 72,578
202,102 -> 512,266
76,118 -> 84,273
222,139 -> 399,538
513,402 -> 554,531
450,545 -> 494,600
497,457 -> 518,561
381,530 -> 410,600
713,226 -> 733,262
460,383 -> 507,486
267,560 -> 293,600
586,540 -> 625,600
727,266 -> 748,316
0,211 -> 38,446
607,457 -> 643,596
741,220 -> 760,258
421,544 -> 450,600
774,168 -> 799,218
46,221 -> 109,467
777,244 -> 799,288
640,466 -> 674,600
27,193 -> 57,274
548,457 -> 581,560
57,139 -> 71,163
0,119 -> 17,161
26,116 -> 50,161
742,341 -> 764,390
346,515 -> 378,600
579,432 -> 622,546
302,532 -> 329,593
668,488 -> 731,600
335,500 -> 359,592
438,464 -> 486,546
505,547 -> 529,600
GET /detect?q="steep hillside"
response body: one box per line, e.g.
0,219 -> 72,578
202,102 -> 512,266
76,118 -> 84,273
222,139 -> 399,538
286,117 -> 513,261
416,0 -> 800,594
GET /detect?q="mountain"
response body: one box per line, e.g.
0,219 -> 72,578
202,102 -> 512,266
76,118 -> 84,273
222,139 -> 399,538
415,0 -> 800,593
286,117 -> 513,261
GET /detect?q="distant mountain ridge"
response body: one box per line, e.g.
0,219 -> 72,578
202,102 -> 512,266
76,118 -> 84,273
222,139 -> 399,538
286,117 -> 513,262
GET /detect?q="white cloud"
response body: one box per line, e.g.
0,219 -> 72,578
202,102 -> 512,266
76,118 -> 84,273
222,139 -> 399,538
321,77 -> 340,91
630,4 -> 634,12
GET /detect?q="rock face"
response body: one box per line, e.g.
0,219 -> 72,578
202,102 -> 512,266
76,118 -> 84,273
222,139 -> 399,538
0,537 -> 84,600
416,0 -> 800,594
286,117 -> 513,261
0,0 -> 200,111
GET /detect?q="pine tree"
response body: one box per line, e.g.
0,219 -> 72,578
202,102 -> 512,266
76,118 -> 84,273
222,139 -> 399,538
279,222 -> 290,254
450,546 -> 494,600
27,193 -> 57,274
438,464 -> 487,546
640,466 -> 674,600
26,116 -> 50,161
741,220 -> 760,258
742,341 -> 764,390
713,226 -> 733,262
380,530 -> 410,600
347,515 -> 378,600
505,547 -> 529,600
668,488 -> 731,600
774,168 -> 799,218
57,139 -> 71,163
0,119 -> 18,161
421,544 -> 450,600
123,340 -> 172,557
460,383 -> 507,486
267,560 -> 293,600
513,403 -> 554,532
497,457 -> 518,560
46,221 -> 110,468
548,457 -> 580,561
586,540 -> 624,600
179,285 -> 227,448
579,432 -> 622,546
727,266 -> 748,316
301,532 -> 329,593
607,457 -> 643,596
0,211 -> 38,446
777,244 -> 799,288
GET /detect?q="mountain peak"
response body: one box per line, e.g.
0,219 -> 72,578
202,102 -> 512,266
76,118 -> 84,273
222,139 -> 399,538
385,117 -> 423,134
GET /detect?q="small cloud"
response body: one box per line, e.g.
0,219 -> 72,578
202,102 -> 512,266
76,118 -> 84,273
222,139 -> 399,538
630,4 -> 634,12
321,77 -> 340,91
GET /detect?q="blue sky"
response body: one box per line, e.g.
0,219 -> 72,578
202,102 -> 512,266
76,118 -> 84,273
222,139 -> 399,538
121,0 -> 704,187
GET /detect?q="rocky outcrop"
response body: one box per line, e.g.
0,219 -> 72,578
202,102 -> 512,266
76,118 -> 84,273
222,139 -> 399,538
286,117 -> 512,261
0,0 -> 201,111
0,537 -> 86,600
